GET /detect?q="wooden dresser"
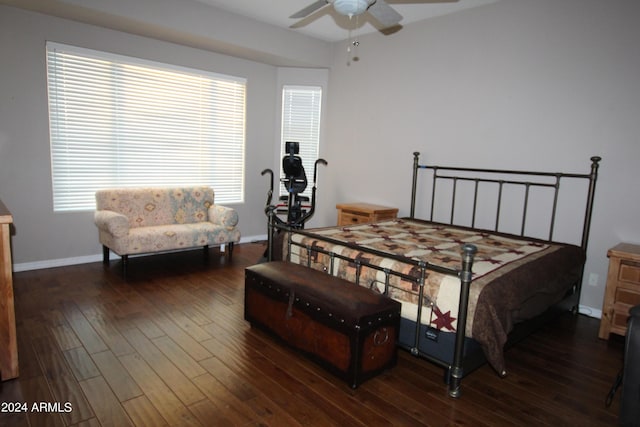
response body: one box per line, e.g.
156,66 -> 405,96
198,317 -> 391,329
336,202 -> 398,226
598,243 -> 640,340
0,199 -> 18,380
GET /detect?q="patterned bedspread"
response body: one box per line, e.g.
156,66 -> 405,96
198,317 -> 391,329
283,218 -> 585,374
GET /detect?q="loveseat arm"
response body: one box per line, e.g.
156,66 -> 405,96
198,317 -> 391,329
208,205 -> 239,229
94,210 -> 130,238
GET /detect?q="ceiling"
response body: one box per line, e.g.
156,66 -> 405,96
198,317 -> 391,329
0,0 -> 500,43
0,0 -> 499,66
191,0 -> 499,42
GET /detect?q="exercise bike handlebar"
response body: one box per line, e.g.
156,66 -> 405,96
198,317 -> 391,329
261,167 -> 290,228
296,158 -> 327,225
260,168 -> 275,214
313,158 -> 328,183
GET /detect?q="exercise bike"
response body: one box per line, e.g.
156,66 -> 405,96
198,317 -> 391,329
261,141 -> 327,261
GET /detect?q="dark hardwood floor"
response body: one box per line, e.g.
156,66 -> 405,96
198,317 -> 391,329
0,242 -> 624,426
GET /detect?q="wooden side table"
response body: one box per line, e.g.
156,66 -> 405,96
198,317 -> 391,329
0,199 -> 18,380
598,243 -> 640,340
336,202 -> 398,226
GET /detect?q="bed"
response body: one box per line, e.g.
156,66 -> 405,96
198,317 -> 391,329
266,152 -> 601,397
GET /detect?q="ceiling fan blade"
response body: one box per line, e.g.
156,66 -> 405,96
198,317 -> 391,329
387,0 -> 459,4
367,0 -> 403,28
290,0 -> 330,19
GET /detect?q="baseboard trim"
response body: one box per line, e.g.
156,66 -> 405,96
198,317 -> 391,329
579,305 -> 602,319
13,234 -> 267,273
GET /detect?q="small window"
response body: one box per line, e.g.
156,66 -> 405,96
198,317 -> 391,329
46,42 -> 246,212
280,85 -> 322,199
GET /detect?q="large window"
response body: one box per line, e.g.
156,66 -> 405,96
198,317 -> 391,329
280,85 -> 322,198
46,42 -> 246,212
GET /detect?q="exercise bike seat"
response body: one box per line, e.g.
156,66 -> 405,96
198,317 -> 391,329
282,154 -> 308,196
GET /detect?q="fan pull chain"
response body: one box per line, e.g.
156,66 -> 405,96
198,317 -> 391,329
347,14 -> 360,66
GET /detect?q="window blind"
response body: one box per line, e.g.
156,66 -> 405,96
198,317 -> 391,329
280,85 -> 322,198
46,42 -> 246,212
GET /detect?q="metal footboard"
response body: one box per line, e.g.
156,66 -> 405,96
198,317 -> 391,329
279,226 -> 476,397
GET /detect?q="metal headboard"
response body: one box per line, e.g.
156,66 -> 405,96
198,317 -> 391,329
410,152 -> 601,252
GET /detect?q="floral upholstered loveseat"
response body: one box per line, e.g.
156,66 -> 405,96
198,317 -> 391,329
94,187 -> 240,274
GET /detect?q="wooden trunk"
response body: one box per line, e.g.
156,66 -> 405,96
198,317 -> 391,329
244,261 -> 401,388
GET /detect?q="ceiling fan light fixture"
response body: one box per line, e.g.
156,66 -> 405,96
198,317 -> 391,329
332,0 -> 373,17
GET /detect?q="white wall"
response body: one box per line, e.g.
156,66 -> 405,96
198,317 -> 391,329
320,0 -> 640,312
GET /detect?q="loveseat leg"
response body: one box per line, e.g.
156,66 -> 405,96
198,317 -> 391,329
122,255 -> 128,278
227,242 -> 234,259
102,246 -> 110,265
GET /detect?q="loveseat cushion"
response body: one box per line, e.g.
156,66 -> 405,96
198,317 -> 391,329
121,223 -> 240,255
95,187 -> 215,228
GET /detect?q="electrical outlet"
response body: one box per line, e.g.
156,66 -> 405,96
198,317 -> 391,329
588,273 -> 599,287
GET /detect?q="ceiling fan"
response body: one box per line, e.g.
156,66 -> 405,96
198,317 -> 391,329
291,0 -> 403,29
290,0 -> 460,32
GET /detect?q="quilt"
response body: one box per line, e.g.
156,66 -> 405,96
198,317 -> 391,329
283,218 -> 585,373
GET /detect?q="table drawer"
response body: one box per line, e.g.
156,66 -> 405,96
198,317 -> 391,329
613,309 -> 633,331
373,213 -> 397,222
340,211 -> 371,225
620,260 -> 640,284
615,287 -> 640,306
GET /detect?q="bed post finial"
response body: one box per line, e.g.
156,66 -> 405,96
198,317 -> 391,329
590,156 -> 602,180
410,152 -> 421,219
461,243 -> 477,261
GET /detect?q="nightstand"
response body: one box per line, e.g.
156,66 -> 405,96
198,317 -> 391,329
336,202 -> 398,226
598,243 -> 640,340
